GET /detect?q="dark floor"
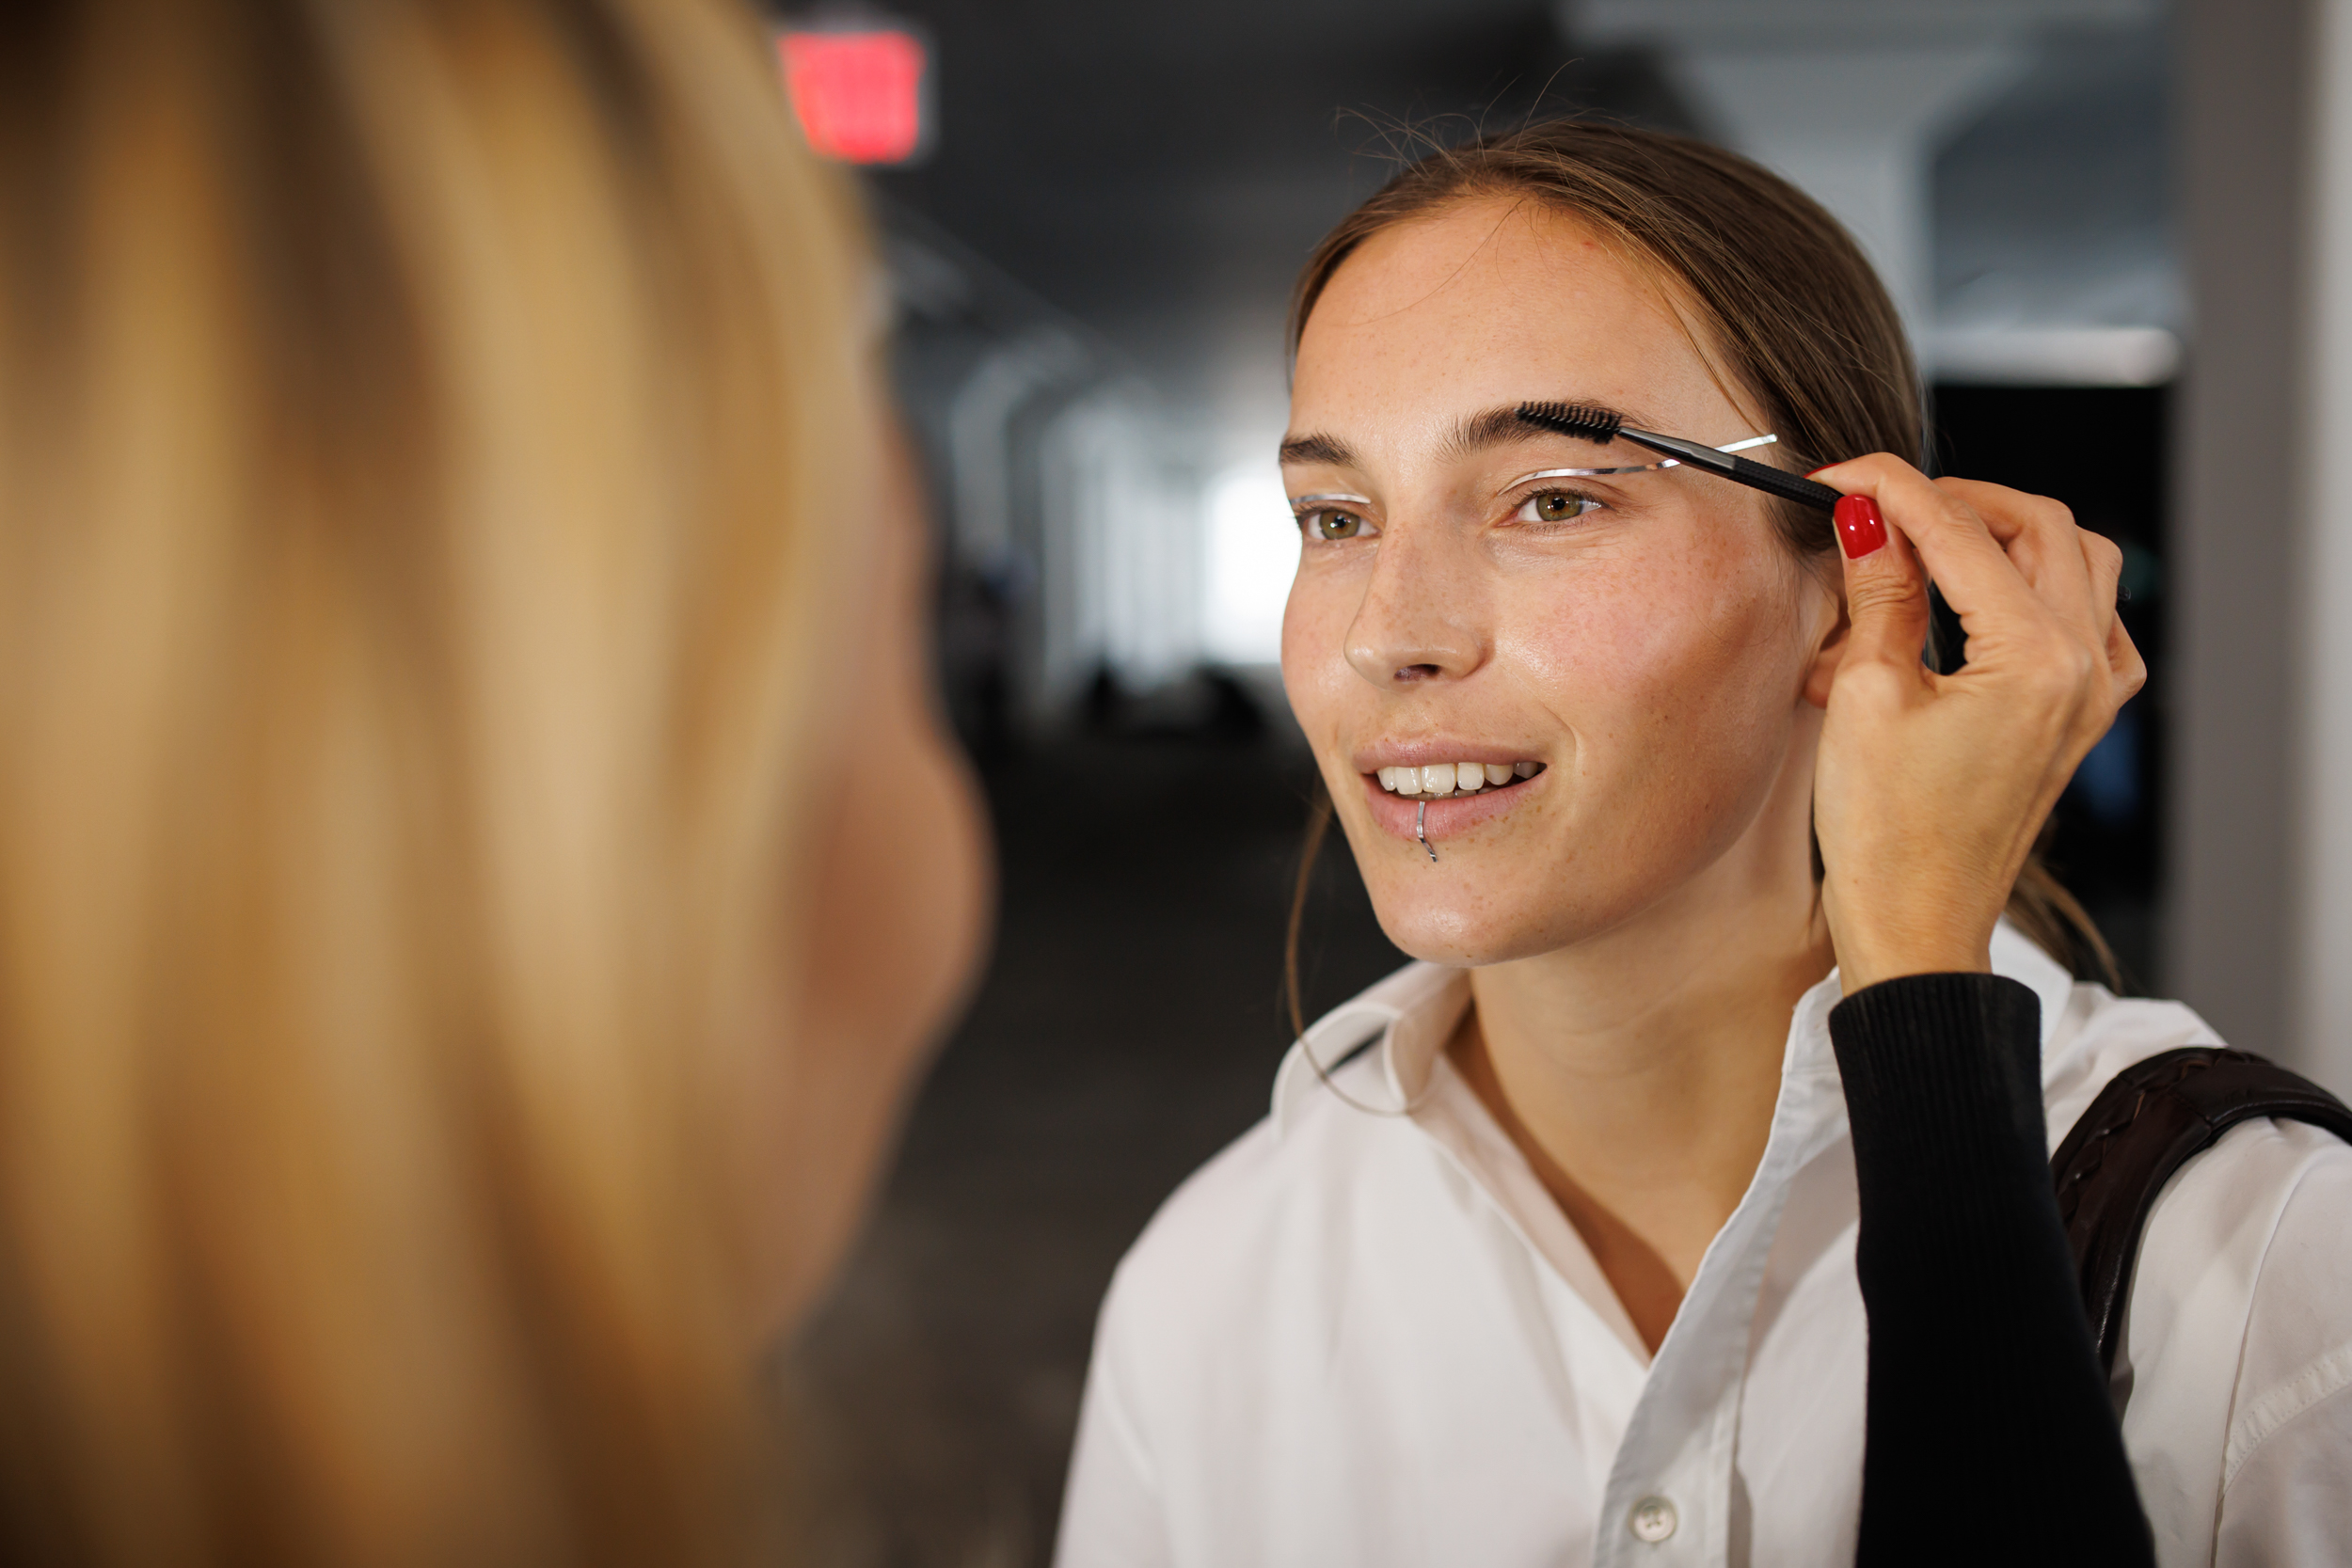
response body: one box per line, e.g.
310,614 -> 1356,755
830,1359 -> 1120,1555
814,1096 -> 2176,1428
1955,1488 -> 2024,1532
785,731 -> 1402,1568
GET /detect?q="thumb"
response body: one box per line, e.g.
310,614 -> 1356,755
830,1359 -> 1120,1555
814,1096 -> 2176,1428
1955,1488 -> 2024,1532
1835,494 -> 1932,673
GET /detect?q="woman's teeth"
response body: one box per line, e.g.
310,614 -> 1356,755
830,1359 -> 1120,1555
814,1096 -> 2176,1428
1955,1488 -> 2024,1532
1375,760 -> 1543,798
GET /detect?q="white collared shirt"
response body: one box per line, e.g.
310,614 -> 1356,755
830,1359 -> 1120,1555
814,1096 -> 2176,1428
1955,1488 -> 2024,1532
1054,926 -> 2352,1567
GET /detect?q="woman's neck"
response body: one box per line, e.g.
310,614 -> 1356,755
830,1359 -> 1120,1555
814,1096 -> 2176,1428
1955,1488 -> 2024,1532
1453,847 -> 1834,1354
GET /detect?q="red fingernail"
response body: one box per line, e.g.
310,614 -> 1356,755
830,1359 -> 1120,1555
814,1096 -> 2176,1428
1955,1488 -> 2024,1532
1835,495 -> 1886,559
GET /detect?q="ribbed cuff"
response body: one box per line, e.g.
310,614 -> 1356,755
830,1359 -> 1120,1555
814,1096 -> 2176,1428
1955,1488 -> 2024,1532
1829,973 -> 2061,1363
1831,973 -> 2047,1202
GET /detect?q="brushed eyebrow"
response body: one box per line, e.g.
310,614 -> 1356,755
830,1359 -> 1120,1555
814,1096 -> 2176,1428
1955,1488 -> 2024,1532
1279,432 -> 1355,467
1442,404 -> 1545,461
1441,402 -> 1637,462
1283,401 -> 1654,472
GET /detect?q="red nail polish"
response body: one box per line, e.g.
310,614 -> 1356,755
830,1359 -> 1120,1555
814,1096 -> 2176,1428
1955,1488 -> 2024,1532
1835,495 -> 1886,559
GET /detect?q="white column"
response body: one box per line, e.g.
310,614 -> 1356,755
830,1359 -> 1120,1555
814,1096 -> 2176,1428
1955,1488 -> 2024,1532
1038,389 -> 1202,699
1665,44 -> 2023,331
2298,0 -> 2352,1088
946,331 -> 1088,569
1561,0 -> 2165,374
2170,0 -> 2315,1077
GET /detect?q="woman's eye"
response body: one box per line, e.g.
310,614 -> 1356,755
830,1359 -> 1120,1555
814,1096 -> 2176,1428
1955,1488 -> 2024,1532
1301,508 -> 1372,541
1516,490 -> 1601,525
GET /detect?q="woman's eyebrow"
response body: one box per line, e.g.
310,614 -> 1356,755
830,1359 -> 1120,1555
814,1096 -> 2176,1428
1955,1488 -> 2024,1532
1441,402 -> 1635,461
1279,432 -> 1353,467
1280,400 -> 1655,470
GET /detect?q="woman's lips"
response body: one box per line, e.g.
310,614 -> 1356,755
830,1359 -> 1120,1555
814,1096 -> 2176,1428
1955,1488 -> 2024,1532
1359,764 -> 1546,842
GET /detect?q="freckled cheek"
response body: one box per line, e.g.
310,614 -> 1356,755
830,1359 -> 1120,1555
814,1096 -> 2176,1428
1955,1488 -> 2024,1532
1498,569 -> 1728,727
1494,559 -> 1793,792
1279,577 -> 1360,733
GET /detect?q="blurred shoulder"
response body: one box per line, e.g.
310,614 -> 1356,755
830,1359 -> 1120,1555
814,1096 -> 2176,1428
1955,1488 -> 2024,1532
2041,979 -> 2231,1137
2023,975 -> 2352,1552
2042,975 -> 2350,1176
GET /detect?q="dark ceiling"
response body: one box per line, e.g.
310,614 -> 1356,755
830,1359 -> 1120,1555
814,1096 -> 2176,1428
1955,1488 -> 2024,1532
777,0 -> 2172,445
785,1 -> 1694,401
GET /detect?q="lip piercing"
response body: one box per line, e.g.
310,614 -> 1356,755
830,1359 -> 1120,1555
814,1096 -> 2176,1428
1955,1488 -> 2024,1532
1417,800 -> 1437,862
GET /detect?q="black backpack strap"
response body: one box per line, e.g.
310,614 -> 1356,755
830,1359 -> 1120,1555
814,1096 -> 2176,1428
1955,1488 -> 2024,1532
2051,1046 -> 2352,1374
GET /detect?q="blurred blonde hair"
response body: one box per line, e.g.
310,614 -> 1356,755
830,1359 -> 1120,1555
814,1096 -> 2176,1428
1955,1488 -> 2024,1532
0,0 -> 871,1560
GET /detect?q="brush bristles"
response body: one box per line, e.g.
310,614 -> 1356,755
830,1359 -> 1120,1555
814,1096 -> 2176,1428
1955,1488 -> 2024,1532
1517,401 -> 1623,443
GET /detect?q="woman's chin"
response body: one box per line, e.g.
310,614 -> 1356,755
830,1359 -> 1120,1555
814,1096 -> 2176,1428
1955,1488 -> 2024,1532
1369,895 -> 1578,971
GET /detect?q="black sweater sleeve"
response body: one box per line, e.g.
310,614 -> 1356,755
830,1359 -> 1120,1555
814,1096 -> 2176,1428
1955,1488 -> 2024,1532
1827,974 -> 2153,1567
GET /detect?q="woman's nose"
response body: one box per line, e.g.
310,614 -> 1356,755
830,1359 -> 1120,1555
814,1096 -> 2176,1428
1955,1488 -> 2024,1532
1342,528 -> 1486,687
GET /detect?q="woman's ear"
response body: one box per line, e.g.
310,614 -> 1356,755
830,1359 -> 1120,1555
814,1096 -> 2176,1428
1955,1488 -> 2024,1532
1802,563 -> 1851,711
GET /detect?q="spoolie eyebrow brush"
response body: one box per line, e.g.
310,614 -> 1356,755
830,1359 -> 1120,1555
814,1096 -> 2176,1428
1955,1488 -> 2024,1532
1517,402 -> 1843,514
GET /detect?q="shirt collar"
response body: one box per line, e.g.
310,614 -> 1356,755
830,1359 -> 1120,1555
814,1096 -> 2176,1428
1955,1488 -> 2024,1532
1272,919 -> 2078,1138
1271,963 -> 1468,1133
1991,916 -> 2080,1064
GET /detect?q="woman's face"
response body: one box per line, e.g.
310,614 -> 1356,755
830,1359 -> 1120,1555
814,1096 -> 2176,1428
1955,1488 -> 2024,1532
1281,198 -> 1842,966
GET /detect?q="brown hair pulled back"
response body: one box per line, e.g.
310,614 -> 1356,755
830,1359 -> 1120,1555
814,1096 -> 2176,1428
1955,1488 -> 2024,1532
1281,120 -> 2116,1032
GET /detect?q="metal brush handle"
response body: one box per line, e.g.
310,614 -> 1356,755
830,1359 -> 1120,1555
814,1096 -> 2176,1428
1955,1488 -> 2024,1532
1723,454 -> 1843,514
1619,428 -> 1844,514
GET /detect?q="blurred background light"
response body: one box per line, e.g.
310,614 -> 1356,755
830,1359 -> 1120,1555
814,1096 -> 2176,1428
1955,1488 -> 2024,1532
779,23 -> 930,165
1200,465 -> 1296,668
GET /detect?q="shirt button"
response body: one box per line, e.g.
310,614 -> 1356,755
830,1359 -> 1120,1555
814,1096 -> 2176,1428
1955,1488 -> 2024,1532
1628,1495 -> 1678,1544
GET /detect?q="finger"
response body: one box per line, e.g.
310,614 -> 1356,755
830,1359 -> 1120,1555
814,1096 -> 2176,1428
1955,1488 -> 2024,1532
1931,478 -> 2074,548
1933,478 -> 2097,630
1831,490 -> 1934,680
1811,455 -> 2045,635
2108,614 -> 2148,704
2079,530 -> 2125,654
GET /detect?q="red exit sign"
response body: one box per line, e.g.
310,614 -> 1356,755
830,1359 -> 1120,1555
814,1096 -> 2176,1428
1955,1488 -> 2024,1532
778,27 -> 930,166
